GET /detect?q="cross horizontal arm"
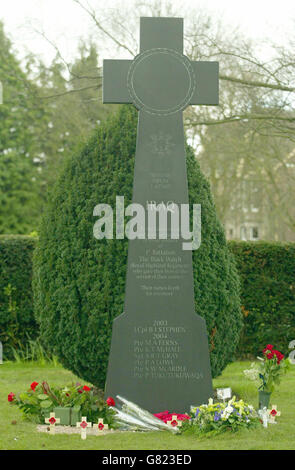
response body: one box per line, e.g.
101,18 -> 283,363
103,60 -> 132,104
190,62 -> 219,105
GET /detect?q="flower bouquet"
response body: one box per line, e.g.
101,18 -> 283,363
8,381 -> 116,427
110,396 -> 180,433
182,397 -> 261,435
243,344 -> 290,409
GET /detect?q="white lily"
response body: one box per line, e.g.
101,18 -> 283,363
224,405 -> 234,415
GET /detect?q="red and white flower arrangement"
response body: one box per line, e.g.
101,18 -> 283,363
244,344 -> 290,393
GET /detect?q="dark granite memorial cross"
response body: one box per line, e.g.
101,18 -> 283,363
103,17 -> 219,412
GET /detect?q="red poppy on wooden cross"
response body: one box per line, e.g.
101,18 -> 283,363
45,412 -> 60,434
76,417 -> 92,439
167,415 -> 183,428
268,405 -> 281,424
93,418 -> 109,433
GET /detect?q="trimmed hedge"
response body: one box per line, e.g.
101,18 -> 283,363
229,241 -> 295,357
0,235 -> 38,358
33,105 -> 242,388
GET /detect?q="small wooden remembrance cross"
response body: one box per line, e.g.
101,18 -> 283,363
77,417 -> 92,440
103,17 -> 219,412
93,418 -> 109,433
268,405 -> 281,424
167,415 -> 183,428
45,412 -> 60,434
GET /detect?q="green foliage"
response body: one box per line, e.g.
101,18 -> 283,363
0,21 -> 113,234
34,41 -> 113,191
229,241 -> 295,356
10,381 -> 116,425
33,105 -> 242,388
10,337 -> 59,366
0,23 -> 47,234
0,235 -> 38,358
187,153 -> 242,377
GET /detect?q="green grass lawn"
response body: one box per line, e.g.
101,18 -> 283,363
0,360 -> 294,450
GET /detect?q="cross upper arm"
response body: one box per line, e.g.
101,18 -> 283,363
140,17 -> 183,53
190,62 -> 219,106
103,60 -> 133,104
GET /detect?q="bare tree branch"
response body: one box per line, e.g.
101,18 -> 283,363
220,74 -> 295,93
73,0 -> 135,56
39,84 -> 101,100
189,113 -> 295,127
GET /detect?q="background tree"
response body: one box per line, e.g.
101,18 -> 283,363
198,111 -> 295,240
0,22 -> 46,233
0,23 -> 111,232
27,40 -> 111,191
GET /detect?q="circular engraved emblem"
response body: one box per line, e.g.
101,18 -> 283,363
127,48 -> 195,115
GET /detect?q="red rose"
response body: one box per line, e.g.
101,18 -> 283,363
78,389 -> 83,394
30,382 -> 39,391
154,411 -> 170,422
83,385 -> 91,392
106,397 -> 115,407
164,415 -> 173,423
266,352 -> 274,359
154,411 -> 190,423
273,350 -> 284,364
8,393 -> 15,402
177,414 -> 190,421
263,344 -> 274,354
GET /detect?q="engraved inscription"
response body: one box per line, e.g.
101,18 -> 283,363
150,172 -> 171,191
149,131 -> 176,157
130,245 -> 190,294
133,320 -> 204,380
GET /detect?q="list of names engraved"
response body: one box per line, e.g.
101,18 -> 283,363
133,320 -> 203,380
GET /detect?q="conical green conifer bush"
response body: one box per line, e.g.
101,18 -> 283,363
33,105 -> 242,388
